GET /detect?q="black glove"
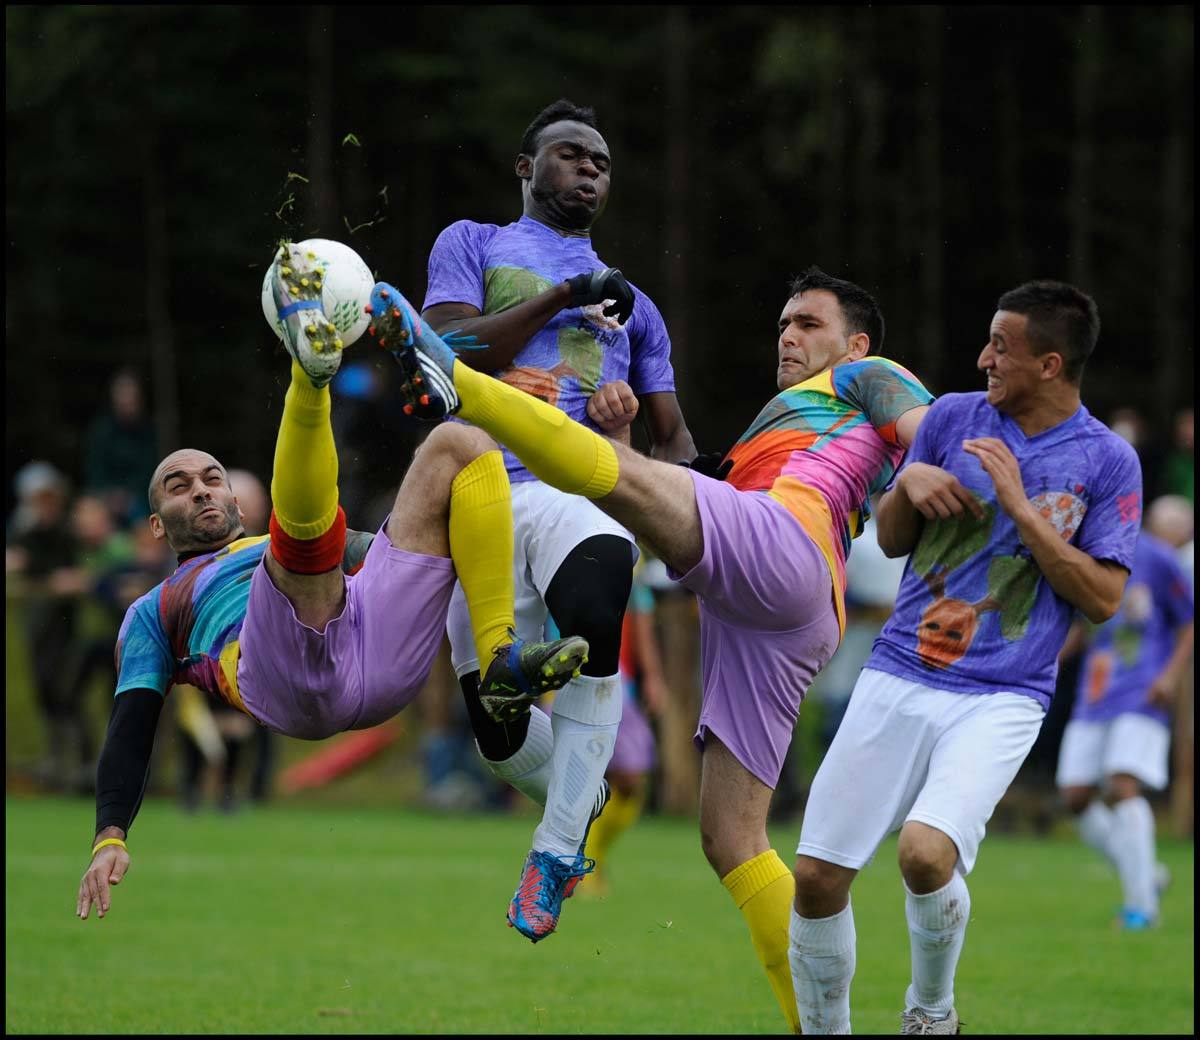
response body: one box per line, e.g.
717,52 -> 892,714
678,452 -> 733,481
566,267 -> 635,324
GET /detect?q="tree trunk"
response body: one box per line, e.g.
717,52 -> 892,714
143,124 -> 179,455
307,5 -> 337,236
1068,6 -> 1102,290
917,6 -> 944,389
1156,6 -> 1192,413
662,7 -> 690,399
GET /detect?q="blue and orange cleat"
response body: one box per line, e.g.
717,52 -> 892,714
507,849 -> 596,943
479,630 -> 589,724
364,282 -> 460,419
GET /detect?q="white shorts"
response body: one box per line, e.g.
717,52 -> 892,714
1055,713 -> 1171,790
797,668 -> 1045,875
446,481 -> 636,677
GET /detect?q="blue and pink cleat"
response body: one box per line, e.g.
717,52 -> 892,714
364,283 -> 460,419
507,849 -> 596,943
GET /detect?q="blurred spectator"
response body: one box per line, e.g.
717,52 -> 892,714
1147,494 -> 1194,567
1160,408 -> 1193,505
83,369 -> 158,527
1145,494 -> 1195,838
1109,407 -> 1162,504
6,462 -> 83,790
57,495 -> 137,785
228,469 -> 270,535
177,469 -> 277,811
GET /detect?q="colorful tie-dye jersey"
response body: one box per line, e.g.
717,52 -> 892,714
724,357 -> 933,633
868,393 -> 1143,708
423,216 -> 676,482
1071,533 -> 1193,725
113,531 -> 375,712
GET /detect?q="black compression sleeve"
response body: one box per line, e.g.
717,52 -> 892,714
95,689 -> 163,835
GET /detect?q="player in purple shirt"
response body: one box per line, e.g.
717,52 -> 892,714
1057,522 -> 1194,929
418,99 -> 696,943
790,281 -> 1142,1034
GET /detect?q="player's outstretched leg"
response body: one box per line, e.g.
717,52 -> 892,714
266,252 -> 348,624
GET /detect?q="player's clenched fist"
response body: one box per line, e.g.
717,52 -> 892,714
587,379 -> 639,435
898,462 -> 987,521
76,842 -> 130,920
566,267 -> 635,324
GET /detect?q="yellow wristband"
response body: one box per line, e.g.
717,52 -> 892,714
92,837 -> 127,857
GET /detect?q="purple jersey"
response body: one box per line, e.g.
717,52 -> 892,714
1071,533 -> 1194,725
423,216 -> 676,482
868,393 -> 1143,708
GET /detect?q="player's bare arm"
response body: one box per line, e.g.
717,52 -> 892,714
875,464 -> 985,558
964,436 -> 1128,622
423,268 -> 633,373
641,392 -> 697,463
423,293 -> 571,372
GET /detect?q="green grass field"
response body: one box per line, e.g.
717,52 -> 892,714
4,797 -> 1194,1034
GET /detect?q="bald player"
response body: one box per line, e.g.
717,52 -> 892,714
76,244 -> 589,920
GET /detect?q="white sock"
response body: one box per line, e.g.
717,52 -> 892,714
789,902 -> 856,1034
478,705 -> 554,807
1076,800 -> 1118,869
532,673 -> 622,858
1111,796 -> 1158,916
904,874 -> 970,1018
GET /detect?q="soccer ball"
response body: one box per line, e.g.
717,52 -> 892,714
260,238 -> 374,347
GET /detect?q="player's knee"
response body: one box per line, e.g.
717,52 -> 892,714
897,827 -> 957,891
698,817 -> 748,877
1060,785 -> 1095,814
607,769 -> 641,798
793,855 -> 843,902
421,422 -> 496,467
1108,773 -> 1142,801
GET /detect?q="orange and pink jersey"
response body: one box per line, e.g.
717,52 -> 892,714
724,357 -> 933,633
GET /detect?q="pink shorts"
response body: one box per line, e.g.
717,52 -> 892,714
238,525 -> 455,740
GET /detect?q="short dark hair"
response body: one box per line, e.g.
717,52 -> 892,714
788,267 -> 885,355
996,280 -> 1099,384
519,99 -> 599,157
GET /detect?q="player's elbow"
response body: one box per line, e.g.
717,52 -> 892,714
878,537 -> 912,560
875,526 -> 914,559
1081,594 -> 1122,626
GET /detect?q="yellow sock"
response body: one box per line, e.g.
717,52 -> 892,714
584,785 -> 645,872
453,363 -> 619,499
723,850 -> 801,1035
271,360 -> 339,538
449,451 -> 514,668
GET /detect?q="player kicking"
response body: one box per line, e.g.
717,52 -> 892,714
366,267 -> 933,1034
75,244 -> 588,921
792,281 -> 1142,1033
1057,502 -> 1193,930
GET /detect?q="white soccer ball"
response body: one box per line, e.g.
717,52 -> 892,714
260,238 -> 374,347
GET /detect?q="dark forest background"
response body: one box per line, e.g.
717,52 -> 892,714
6,5 -> 1193,513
